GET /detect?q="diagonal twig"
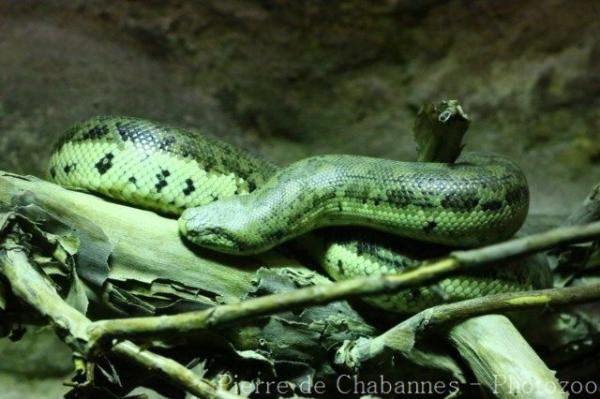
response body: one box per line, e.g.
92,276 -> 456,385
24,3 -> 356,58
87,220 -> 600,347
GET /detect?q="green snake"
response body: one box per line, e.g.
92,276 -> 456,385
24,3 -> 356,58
48,115 -> 537,312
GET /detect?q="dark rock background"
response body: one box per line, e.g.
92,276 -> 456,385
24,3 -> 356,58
1,0 -> 599,396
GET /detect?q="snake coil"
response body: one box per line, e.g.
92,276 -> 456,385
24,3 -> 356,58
49,116 -> 536,312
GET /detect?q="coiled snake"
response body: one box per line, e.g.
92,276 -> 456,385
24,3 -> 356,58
49,115 -> 536,312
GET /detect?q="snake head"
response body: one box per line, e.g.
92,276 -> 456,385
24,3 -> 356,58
178,201 -> 259,254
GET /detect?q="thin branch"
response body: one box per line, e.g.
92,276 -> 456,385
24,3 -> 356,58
336,283 -> 600,374
0,240 -> 241,399
111,342 -> 241,399
87,220 -> 600,347
385,284 -> 600,343
450,220 -> 600,266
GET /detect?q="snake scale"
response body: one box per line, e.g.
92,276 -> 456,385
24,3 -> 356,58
48,115 -> 537,312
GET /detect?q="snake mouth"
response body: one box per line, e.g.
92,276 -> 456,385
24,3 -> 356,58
178,214 -> 244,254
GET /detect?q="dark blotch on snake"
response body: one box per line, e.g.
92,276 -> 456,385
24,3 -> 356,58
204,158 -> 216,172
95,153 -> 114,175
505,187 -> 527,204
183,178 -> 196,196
116,122 -> 131,142
83,125 -> 109,140
154,170 -> 170,192
63,163 -> 74,174
441,193 -> 480,210
159,136 -> 176,151
463,197 -> 480,209
311,191 -> 337,208
423,220 -> 437,233
481,200 -> 503,212
408,288 -> 423,299
385,189 -> 412,207
267,230 -> 285,242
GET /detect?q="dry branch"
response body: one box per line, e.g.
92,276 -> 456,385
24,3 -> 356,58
0,239 -> 241,399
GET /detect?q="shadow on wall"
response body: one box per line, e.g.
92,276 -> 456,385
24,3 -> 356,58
0,0 -> 599,213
